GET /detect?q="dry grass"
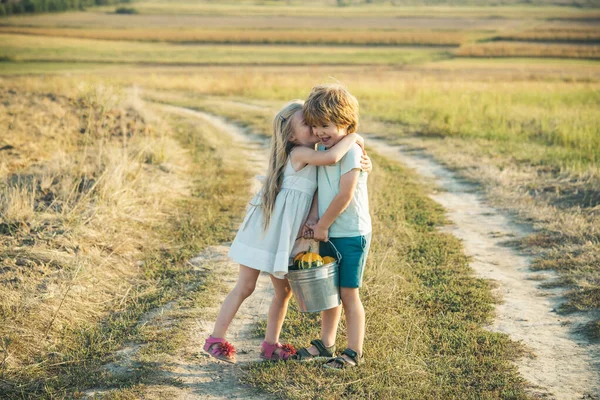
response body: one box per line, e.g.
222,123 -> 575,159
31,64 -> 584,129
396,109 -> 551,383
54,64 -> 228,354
0,77 -> 252,396
456,41 -> 600,59
0,80 -> 186,373
0,26 -> 467,46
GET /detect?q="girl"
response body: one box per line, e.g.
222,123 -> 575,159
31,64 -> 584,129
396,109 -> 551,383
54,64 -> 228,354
204,100 -> 371,362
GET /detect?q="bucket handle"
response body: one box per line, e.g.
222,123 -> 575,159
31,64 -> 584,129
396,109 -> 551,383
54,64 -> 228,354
295,236 -> 342,262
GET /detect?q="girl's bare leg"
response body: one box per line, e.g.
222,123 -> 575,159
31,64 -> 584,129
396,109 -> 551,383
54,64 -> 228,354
212,264 -> 260,339
264,275 -> 293,347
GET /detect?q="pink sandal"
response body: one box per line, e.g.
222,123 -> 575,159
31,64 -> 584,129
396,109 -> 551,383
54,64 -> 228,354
260,341 -> 296,361
204,336 -> 236,364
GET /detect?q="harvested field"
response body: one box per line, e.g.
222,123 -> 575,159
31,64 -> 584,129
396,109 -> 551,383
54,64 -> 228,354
492,27 -> 600,44
456,41 -> 600,59
0,27 -> 467,46
0,12 -> 531,30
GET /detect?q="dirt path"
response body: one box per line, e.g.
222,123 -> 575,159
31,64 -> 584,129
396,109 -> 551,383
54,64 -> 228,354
85,97 -> 598,399
150,105 -> 275,399
368,139 -> 600,400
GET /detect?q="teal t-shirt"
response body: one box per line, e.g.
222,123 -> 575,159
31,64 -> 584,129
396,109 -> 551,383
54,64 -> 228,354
317,143 -> 372,238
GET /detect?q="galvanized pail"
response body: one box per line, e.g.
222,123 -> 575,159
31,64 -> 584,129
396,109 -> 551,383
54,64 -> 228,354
286,242 -> 341,313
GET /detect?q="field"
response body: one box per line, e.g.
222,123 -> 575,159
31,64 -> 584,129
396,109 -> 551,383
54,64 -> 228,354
1,0 -> 599,398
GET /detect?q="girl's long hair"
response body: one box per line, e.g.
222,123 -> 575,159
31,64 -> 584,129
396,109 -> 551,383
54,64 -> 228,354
261,100 -> 303,229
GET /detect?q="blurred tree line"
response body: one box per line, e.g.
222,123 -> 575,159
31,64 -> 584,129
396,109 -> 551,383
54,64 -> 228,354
0,0 -> 130,16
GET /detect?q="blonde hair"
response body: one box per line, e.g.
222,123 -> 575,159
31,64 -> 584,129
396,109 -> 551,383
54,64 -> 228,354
303,84 -> 359,134
260,100 -> 303,229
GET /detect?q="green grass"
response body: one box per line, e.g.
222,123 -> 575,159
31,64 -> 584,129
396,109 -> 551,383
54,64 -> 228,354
125,67 -> 600,171
0,34 -> 449,66
0,60 -> 116,74
96,1 -> 600,18
245,151 -> 527,399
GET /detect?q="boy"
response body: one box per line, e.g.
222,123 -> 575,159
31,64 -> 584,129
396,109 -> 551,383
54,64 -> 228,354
296,84 -> 372,369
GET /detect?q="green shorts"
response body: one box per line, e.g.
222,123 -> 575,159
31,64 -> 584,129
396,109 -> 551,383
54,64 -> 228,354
320,233 -> 371,289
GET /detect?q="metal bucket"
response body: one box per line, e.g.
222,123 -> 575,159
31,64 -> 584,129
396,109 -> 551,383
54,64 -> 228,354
286,242 -> 341,313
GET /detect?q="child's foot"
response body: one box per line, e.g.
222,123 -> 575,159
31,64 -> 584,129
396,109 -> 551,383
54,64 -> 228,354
260,341 -> 296,361
323,348 -> 362,370
204,335 -> 236,364
293,339 -> 335,361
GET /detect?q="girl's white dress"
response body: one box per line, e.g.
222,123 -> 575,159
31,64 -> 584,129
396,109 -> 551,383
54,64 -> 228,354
228,160 -> 317,279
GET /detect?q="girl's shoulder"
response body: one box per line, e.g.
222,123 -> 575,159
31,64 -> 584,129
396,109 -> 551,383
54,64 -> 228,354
289,147 -> 307,171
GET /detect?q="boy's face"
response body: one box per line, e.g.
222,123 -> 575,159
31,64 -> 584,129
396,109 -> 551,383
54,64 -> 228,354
312,121 -> 347,149
290,110 -> 319,146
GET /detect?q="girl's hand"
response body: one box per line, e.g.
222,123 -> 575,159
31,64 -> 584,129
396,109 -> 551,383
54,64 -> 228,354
302,223 -> 314,239
312,223 -> 329,242
360,154 -> 373,173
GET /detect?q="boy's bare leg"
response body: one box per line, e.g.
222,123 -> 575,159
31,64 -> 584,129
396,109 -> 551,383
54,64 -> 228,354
322,304 -> 343,347
335,287 -> 365,364
264,275 -> 293,347
212,264 -> 260,339
304,304 -> 342,356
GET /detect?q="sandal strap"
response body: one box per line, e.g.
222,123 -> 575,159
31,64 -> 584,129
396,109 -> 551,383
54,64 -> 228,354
341,348 -> 361,364
325,356 -> 350,369
261,341 -> 277,359
310,339 -> 335,357
295,346 -> 314,360
261,341 -> 296,361
204,336 -> 236,357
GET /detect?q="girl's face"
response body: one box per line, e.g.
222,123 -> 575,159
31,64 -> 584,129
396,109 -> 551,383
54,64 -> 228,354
311,122 -> 347,149
290,110 -> 319,147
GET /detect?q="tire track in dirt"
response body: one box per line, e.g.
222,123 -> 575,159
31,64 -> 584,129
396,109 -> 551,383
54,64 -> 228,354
85,103 -> 276,399
368,138 -> 600,400
148,105 -> 276,399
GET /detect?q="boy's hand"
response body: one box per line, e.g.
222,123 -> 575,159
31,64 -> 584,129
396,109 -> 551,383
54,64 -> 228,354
355,134 -> 365,153
312,223 -> 329,242
360,154 -> 373,173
